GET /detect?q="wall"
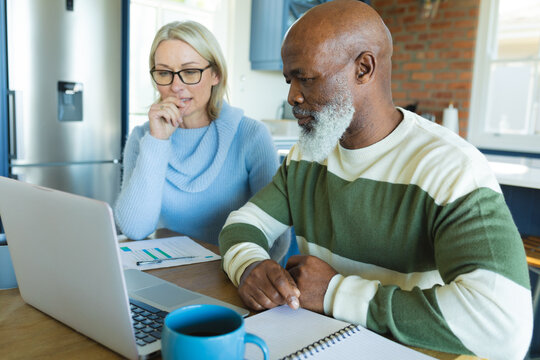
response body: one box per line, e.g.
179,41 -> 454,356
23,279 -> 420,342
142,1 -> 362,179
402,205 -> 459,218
227,0 -> 290,121
371,0 -> 480,138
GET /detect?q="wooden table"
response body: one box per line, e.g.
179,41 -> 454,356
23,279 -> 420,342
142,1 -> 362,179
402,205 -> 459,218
0,238 -> 481,360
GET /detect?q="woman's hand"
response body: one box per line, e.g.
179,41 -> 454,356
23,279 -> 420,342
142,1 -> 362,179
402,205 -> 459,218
148,96 -> 187,140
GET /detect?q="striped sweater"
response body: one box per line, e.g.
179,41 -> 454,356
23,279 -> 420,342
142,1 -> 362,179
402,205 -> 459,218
219,108 -> 533,359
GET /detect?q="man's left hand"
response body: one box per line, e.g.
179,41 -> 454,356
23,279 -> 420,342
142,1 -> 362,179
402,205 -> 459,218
286,255 -> 338,313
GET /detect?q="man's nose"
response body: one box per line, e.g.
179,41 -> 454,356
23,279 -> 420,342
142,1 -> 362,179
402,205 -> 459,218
287,82 -> 304,106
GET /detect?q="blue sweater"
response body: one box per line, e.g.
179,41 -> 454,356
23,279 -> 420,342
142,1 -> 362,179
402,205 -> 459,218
114,103 -> 279,245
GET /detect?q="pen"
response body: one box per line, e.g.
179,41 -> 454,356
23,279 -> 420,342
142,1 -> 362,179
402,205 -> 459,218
136,256 -> 198,266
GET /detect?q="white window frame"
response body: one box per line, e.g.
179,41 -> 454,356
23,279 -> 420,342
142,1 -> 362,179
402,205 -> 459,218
468,0 -> 540,154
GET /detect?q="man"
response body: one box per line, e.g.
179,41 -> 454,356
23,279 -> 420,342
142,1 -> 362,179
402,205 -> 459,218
219,1 -> 533,359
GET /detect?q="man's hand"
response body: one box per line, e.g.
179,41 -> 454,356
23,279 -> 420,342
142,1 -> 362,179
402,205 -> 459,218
238,260 -> 301,311
286,255 -> 338,313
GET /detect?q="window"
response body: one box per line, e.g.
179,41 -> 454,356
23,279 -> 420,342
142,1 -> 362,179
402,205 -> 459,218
468,0 -> 540,154
129,0 -> 228,133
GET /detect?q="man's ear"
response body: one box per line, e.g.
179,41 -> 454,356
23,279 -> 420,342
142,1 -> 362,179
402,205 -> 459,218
354,51 -> 375,84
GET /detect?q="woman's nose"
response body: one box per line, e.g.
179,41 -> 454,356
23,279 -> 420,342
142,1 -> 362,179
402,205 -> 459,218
170,73 -> 185,92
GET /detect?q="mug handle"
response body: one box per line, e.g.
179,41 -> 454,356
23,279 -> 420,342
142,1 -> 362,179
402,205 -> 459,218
245,333 -> 269,360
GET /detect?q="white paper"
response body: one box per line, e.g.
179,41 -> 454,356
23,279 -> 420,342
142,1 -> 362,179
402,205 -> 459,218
119,236 -> 220,270
244,306 -> 435,360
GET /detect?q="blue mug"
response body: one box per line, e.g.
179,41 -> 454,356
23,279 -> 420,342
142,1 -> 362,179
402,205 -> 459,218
161,304 -> 268,360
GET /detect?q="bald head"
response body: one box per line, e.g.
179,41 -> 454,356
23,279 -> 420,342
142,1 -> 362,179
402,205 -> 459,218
285,0 -> 392,66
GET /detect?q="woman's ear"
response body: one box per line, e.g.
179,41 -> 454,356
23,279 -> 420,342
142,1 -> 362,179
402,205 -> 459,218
211,71 -> 220,86
355,51 -> 375,84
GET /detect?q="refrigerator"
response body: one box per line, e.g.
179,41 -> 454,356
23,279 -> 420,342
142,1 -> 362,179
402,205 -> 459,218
3,0 -> 125,206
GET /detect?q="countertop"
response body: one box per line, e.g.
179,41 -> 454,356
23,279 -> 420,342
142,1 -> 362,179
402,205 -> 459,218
486,154 -> 540,190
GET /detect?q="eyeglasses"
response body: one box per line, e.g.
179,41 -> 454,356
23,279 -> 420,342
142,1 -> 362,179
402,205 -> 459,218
150,65 -> 212,85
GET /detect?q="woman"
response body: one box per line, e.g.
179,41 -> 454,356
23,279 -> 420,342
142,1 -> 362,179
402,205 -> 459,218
114,21 -> 281,249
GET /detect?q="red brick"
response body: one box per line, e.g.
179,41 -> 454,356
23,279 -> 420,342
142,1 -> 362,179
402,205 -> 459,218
406,23 -> 428,32
459,72 -> 473,81
469,8 -> 479,18
453,91 -> 472,100
425,83 -> 443,90
467,29 -> 477,38
430,21 -> 453,30
430,42 -> 452,50
454,19 -> 478,29
388,6 -> 407,16
440,51 -> 462,60
453,40 -> 475,49
406,5 -> 417,14
411,72 -> 434,81
442,30 -> 469,40
441,50 -> 474,60
450,61 -> 473,70
401,15 -> 417,24
426,62 -> 448,70
409,91 -> 431,99
393,91 -> 407,99
435,72 -> 457,81
391,73 -> 408,81
394,34 -> 416,43
434,91 -> 454,99
460,51 -> 474,59
418,33 -> 440,41
387,24 -> 401,35
402,82 -> 422,90
444,10 -> 467,18
418,99 -> 437,108
403,62 -> 423,71
405,43 -> 425,51
392,52 -> 411,61
415,51 -> 437,60
372,0 -> 397,8
448,82 -> 471,90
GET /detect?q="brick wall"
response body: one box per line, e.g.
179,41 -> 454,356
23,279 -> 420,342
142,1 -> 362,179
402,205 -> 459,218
371,0 -> 480,138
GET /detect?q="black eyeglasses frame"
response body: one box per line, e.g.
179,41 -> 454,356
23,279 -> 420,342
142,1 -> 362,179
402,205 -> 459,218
150,64 -> 212,86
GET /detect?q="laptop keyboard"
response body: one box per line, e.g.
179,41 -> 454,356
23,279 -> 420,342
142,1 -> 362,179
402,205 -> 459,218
130,298 -> 169,347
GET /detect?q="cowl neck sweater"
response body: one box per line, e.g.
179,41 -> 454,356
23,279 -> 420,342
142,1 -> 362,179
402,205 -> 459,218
167,102 -> 241,193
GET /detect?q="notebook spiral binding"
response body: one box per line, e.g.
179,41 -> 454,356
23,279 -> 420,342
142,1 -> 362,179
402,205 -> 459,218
280,324 -> 361,360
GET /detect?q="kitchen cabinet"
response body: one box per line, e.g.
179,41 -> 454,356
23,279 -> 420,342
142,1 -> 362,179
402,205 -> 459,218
249,0 -> 333,70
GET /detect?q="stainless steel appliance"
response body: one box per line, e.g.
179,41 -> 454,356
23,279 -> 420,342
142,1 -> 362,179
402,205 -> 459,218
5,0 -> 123,205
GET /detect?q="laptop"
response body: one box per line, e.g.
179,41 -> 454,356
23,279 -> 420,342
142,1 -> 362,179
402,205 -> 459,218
0,176 -> 249,359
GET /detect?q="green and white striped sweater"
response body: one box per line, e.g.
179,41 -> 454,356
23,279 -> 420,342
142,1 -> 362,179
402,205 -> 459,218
219,108 -> 533,359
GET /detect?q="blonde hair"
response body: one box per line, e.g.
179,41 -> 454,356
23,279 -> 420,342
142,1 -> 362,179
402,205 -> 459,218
149,21 -> 228,121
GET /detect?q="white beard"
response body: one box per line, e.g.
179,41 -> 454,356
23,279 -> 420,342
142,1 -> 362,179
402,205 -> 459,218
297,90 -> 355,162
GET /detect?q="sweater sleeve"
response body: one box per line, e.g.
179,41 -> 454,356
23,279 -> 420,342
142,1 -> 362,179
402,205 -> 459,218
219,160 -> 291,282
113,126 -> 171,239
324,187 -> 533,360
242,118 -> 279,196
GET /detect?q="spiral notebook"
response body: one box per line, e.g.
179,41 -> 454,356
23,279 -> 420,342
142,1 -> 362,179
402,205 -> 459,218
244,306 -> 436,360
